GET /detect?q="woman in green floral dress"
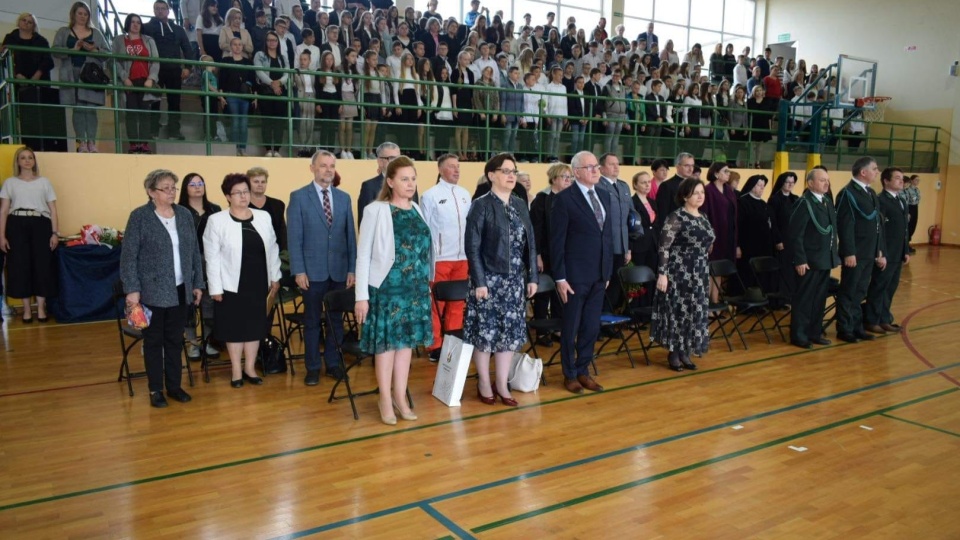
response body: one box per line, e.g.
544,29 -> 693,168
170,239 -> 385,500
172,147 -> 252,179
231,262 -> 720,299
355,156 -> 434,425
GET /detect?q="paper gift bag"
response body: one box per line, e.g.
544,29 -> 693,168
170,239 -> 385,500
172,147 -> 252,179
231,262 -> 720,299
432,334 -> 474,407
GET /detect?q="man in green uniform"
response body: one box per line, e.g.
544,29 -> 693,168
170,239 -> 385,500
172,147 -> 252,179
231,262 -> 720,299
863,167 -> 911,334
789,167 -> 840,349
835,156 -> 886,343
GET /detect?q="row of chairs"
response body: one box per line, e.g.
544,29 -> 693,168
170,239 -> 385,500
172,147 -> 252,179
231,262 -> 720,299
115,256 -> 830,418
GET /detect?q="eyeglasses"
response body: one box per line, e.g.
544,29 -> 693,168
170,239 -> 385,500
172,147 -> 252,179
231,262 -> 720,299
230,190 -> 251,197
497,168 -> 519,176
576,165 -> 601,172
377,154 -> 400,161
558,174 -> 574,180
187,181 -> 205,188
153,186 -> 178,194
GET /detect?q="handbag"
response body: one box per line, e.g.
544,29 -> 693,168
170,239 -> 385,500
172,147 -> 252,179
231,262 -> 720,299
431,334 -> 474,407
80,62 -> 109,85
508,352 -> 542,393
257,335 -> 288,374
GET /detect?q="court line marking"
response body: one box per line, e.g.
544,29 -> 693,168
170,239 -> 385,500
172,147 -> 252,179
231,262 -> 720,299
420,504 -> 477,540
880,413 -> 960,439
899,299 -> 960,387
3,316 -> 957,399
1,321 -> 957,514
267,367 -> 960,539
470,388 -> 958,533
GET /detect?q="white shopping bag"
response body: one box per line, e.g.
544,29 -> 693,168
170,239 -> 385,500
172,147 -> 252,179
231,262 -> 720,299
432,334 -> 474,407
508,352 -> 542,392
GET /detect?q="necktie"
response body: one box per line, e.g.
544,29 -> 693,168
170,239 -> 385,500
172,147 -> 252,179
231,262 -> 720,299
588,189 -> 603,229
322,188 -> 333,226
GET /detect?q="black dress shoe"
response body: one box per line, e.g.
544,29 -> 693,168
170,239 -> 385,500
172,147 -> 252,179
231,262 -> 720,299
304,370 -> 321,386
242,373 -> 264,385
536,335 -> 554,347
150,392 -> 168,408
811,337 -> 832,346
429,349 -> 441,363
837,333 -> 861,343
855,332 -> 875,341
679,353 -> 698,370
230,379 -> 243,388
166,388 -> 192,403
791,340 -> 812,349
667,352 -> 684,372
880,323 -> 901,332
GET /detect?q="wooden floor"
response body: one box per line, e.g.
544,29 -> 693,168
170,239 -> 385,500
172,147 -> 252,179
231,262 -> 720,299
2,247 -> 959,539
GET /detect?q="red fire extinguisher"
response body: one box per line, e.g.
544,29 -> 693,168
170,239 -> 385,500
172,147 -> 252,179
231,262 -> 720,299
928,225 -> 941,246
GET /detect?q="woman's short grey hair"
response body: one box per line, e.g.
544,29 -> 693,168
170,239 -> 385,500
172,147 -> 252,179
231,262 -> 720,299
143,169 -> 179,192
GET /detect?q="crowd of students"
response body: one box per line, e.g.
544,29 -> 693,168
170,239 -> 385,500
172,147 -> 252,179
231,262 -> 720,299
3,1 -> 864,163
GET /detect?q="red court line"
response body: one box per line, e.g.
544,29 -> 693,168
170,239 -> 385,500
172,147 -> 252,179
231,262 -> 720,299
899,298 -> 960,387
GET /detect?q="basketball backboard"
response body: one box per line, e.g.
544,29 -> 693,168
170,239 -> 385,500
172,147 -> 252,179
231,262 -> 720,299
834,55 -> 879,109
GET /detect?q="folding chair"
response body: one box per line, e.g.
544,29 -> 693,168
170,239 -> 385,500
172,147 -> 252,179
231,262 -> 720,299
525,274 -> 564,384
594,293 -> 637,371
276,273 -> 306,373
114,280 -> 194,395
749,256 -> 791,342
324,287 -> 412,420
709,259 -> 772,347
822,277 -> 841,334
432,279 -> 469,340
616,264 -> 657,366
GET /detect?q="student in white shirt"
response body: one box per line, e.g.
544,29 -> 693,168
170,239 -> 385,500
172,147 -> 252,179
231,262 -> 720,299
519,72 -> 544,161
544,66 -> 568,161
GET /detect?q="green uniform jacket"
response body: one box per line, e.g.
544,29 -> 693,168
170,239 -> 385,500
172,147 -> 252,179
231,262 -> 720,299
878,190 -> 910,263
789,190 -> 840,270
835,179 -> 886,260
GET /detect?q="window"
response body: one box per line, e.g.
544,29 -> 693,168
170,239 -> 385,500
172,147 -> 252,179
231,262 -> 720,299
622,0 -> 755,63
559,6 -> 604,33
690,0 -> 724,31
514,0 -> 556,26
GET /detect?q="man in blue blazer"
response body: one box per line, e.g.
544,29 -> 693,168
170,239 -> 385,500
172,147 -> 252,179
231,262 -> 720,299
550,151 -> 614,394
288,150 -> 358,385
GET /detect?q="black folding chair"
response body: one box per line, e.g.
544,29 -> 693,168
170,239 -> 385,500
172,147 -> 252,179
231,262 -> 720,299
324,288 -> 412,420
525,274 -> 564,385
749,256 -> 791,342
432,279 -> 469,340
114,280 -> 194,395
617,264 -> 657,366
276,273 -> 305,374
709,259 -> 772,347
822,277 -> 841,334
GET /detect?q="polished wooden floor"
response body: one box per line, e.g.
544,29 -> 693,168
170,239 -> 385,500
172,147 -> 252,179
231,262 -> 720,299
1,248 -> 959,539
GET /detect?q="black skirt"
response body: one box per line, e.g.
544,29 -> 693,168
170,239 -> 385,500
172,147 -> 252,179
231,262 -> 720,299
213,217 -> 268,343
362,91 -> 382,121
398,88 -> 420,123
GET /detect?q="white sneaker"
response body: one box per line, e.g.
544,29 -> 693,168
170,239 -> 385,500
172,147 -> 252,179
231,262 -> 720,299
340,151 -> 349,159
205,343 -> 220,357
186,343 -> 200,359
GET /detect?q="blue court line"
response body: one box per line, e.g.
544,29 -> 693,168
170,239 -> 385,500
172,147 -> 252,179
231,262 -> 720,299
420,504 -> 477,540
471,387 -> 959,532
270,362 -> 960,539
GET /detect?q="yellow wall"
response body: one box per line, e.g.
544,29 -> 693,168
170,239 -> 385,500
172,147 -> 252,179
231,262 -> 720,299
26,152 -> 942,245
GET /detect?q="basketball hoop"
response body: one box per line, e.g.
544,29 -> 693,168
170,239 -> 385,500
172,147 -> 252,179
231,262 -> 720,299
855,96 -> 891,122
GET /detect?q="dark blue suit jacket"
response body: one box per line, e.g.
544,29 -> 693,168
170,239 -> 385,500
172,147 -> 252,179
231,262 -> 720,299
287,182 -> 357,282
549,182 -> 614,284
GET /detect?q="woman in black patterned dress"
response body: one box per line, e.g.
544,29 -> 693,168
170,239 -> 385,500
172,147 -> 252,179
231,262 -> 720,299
652,178 -> 715,372
463,154 -> 538,407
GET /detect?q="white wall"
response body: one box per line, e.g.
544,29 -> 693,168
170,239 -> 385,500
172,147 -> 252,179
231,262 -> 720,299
763,0 -> 960,165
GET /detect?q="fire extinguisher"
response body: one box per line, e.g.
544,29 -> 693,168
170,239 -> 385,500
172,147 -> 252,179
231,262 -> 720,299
928,225 -> 941,246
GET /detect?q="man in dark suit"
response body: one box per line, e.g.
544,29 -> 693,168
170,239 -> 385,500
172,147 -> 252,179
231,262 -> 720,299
644,79 -> 666,158
584,69 -> 605,154
835,156 -> 886,343
597,153 -> 633,312
319,25 -> 344,69
788,167 -> 840,349
550,151 -> 614,394
566,75 -> 588,157
655,152 -> 695,230
287,150 -> 357,385
357,143 -> 419,224
864,167 -> 911,334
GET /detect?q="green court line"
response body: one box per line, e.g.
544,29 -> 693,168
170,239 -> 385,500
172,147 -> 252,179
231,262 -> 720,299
880,413 -> 960,438
471,388 -> 959,533
270,366 -> 960,539
1,319 -> 955,514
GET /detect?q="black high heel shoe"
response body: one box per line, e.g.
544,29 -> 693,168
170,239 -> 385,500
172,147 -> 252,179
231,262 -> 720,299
230,379 -> 243,388
242,372 -> 264,385
679,352 -> 698,371
667,352 -> 684,372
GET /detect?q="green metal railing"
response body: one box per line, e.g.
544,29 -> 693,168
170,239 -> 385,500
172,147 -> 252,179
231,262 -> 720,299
0,44 -> 941,170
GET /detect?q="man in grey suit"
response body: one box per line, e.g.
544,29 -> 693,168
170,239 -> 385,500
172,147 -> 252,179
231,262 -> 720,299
597,153 -> 632,312
357,142 -> 401,224
288,150 -> 357,385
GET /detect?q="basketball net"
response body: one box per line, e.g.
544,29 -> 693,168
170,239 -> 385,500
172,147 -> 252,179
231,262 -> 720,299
855,96 -> 891,122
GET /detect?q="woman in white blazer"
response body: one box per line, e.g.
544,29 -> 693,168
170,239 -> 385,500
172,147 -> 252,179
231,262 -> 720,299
354,156 -> 435,425
203,173 -> 281,388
